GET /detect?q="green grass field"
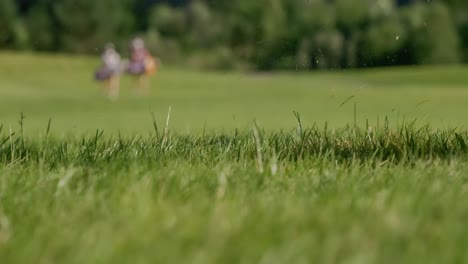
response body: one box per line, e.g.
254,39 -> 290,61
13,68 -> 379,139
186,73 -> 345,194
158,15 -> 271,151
1,52 -> 468,135
1,53 -> 468,263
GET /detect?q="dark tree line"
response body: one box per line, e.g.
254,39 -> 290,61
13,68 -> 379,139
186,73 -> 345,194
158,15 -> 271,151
1,0 -> 467,70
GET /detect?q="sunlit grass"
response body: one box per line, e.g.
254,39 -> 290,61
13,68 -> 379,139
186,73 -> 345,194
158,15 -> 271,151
1,53 -> 468,263
1,52 -> 468,135
1,121 -> 468,263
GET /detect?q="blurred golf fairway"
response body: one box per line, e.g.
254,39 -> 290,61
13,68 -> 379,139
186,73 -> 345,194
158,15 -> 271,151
1,52 -> 468,136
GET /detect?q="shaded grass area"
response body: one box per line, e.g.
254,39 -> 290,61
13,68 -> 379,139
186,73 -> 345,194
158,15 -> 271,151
1,125 -> 468,263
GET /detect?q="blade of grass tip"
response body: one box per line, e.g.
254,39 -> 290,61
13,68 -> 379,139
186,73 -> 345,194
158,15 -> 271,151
19,112 -> 25,148
118,130 -> 124,150
46,118 -> 52,138
162,106 -> 172,148
0,136 -> 9,149
339,95 -> 355,108
9,126 -> 14,163
354,101 -> 357,130
151,112 -> 160,141
293,111 -> 303,140
416,99 -> 430,108
91,130 -> 104,150
42,118 -> 52,161
252,123 -> 264,174
400,115 -> 407,135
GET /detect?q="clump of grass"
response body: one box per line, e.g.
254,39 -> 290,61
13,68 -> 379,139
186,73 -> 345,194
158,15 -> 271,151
1,121 -> 467,168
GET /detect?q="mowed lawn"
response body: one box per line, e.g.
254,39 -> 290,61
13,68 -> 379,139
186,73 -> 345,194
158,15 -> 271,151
1,52 -> 468,135
1,53 -> 468,264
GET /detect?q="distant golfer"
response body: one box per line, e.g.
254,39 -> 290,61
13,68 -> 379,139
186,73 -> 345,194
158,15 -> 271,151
95,43 -> 122,100
127,38 -> 158,94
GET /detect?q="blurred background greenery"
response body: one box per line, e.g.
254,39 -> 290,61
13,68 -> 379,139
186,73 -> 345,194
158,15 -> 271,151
1,0 -> 468,71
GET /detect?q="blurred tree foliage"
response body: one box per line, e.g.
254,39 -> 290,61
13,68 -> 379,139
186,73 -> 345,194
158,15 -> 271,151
0,0 -> 28,48
1,0 -> 468,70
53,0 -> 135,53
